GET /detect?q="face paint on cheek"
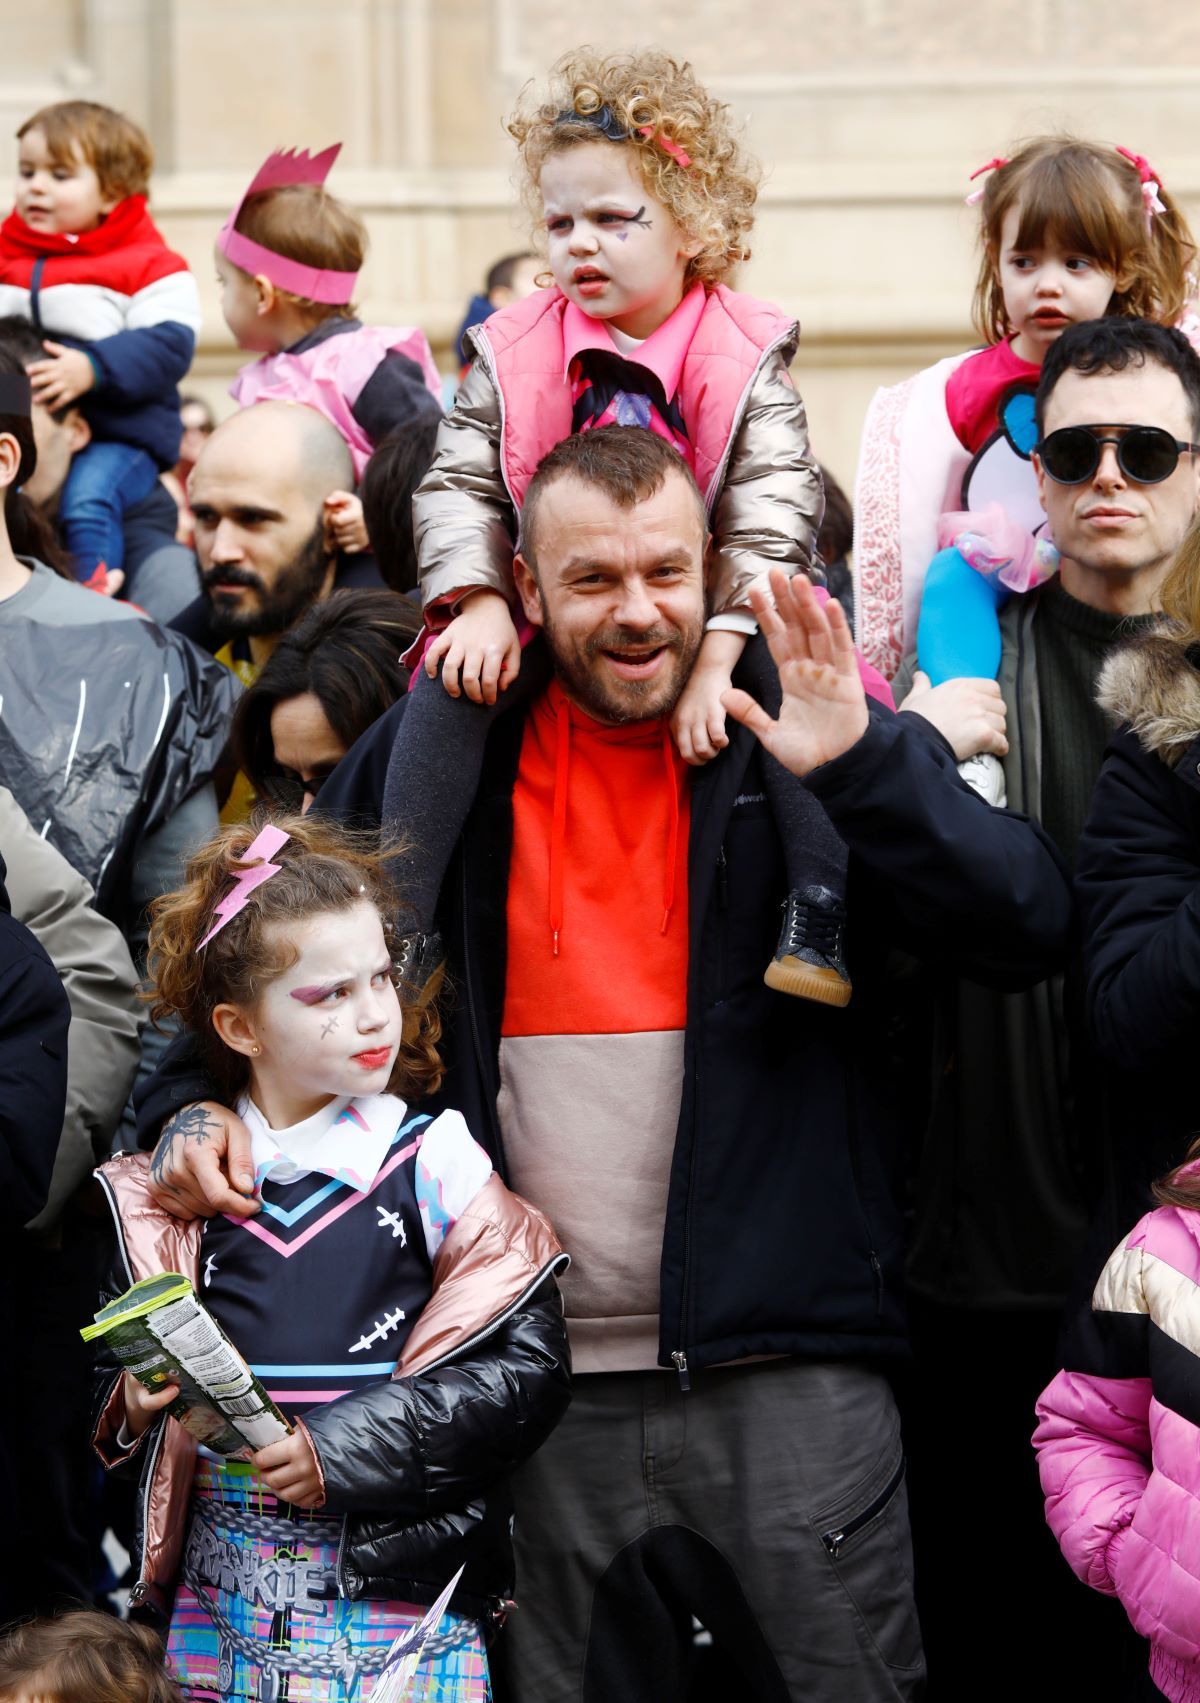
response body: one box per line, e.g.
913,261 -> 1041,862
630,207 -> 653,231
290,985 -> 336,1006
320,1015 -> 340,1038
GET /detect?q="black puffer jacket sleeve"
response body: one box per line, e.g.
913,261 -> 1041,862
1078,727 -> 1200,1065
806,705 -> 1074,990
302,1271 -> 570,1519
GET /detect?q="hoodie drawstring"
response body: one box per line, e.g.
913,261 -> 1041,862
549,694 -> 571,955
547,695 -> 681,951
660,720 -> 679,936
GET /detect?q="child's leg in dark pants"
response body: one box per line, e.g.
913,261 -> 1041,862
738,642 -> 851,1005
381,650 -> 545,952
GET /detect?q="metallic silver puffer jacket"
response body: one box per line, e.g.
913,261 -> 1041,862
413,322 -> 823,621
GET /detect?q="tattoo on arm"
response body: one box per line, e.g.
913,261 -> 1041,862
150,1103 -> 225,1186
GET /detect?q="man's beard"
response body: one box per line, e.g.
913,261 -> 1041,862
201,517 -> 331,639
540,607 -> 705,725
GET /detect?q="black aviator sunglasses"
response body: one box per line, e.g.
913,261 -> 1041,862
259,769 -> 331,811
1037,423 -> 1200,486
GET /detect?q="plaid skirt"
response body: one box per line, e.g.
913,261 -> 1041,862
166,1458 -> 491,1702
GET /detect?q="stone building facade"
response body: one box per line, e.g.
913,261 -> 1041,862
5,0 -> 1200,489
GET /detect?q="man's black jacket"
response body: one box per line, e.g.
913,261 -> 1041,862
137,640 -> 1074,1369
0,853 -> 69,1227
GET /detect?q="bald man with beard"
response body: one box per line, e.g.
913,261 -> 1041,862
171,400 -> 385,666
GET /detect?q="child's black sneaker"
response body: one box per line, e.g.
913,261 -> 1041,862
764,886 -> 852,1006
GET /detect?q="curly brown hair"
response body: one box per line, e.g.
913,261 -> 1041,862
507,48 -> 759,288
972,136 -> 1198,345
147,814 -> 442,1106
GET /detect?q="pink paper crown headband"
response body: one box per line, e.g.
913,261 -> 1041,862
199,825 -> 290,949
218,143 -> 359,305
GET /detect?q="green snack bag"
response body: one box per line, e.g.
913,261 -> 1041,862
83,1272 -> 291,1458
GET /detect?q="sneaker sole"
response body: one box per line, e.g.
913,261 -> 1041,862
764,958 -> 852,1006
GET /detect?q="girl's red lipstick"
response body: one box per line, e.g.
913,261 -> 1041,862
352,1047 -> 391,1070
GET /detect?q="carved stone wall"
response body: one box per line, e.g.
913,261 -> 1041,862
5,0 -> 1200,484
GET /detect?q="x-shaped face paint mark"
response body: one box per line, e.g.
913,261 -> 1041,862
321,1015 -> 339,1038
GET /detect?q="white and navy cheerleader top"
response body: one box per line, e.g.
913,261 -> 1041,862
197,1093 -> 493,1423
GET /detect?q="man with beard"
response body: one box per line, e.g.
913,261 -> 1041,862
177,401 -> 384,817
136,429 -> 1074,1701
176,399 -> 383,662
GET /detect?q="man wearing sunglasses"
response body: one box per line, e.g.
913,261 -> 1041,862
894,315 -> 1200,1695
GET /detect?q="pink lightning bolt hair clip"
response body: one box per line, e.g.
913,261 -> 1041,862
199,825 -> 291,949
1116,146 -> 1168,232
218,144 -> 358,304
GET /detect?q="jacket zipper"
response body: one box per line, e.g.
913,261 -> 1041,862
713,843 -> 730,1002
820,1456 -> 905,1558
843,1075 -> 884,1315
460,844 -> 506,1168
672,838 -> 731,1390
127,1420 -> 167,1607
407,1253 -> 570,1379
1015,598 -> 1034,816
95,1168 -> 161,1606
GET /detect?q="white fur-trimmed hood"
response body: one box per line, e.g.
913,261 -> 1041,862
1097,626 -> 1200,766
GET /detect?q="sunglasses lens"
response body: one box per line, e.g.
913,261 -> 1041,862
1120,427 -> 1179,483
1041,428 -> 1097,483
261,773 -> 304,811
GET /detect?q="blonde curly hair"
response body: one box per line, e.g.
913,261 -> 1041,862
507,48 -> 759,288
147,813 -> 443,1106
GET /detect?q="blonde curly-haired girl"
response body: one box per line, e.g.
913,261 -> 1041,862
388,47 -> 888,1009
91,811 -> 569,1702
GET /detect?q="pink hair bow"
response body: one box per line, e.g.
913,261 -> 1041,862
199,825 -> 290,949
1116,145 -> 1167,230
636,126 -> 691,170
964,156 -> 1009,207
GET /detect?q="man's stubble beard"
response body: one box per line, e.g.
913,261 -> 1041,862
202,515 -> 332,640
539,602 -> 706,725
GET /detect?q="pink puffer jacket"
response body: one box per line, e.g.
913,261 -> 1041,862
1034,1203 -> 1200,1702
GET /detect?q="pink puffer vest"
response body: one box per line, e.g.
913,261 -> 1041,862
472,284 -> 795,513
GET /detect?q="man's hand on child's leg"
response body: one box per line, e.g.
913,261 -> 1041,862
424,589 -> 521,705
